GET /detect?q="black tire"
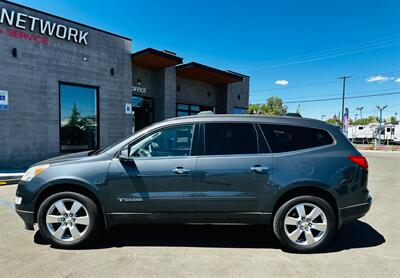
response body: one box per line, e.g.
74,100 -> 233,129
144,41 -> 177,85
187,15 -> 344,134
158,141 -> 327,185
37,191 -> 101,249
273,195 -> 336,253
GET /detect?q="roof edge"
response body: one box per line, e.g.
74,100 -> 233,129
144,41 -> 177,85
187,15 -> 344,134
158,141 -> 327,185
176,62 -> 244,81
132,48 -> 183,63
226,70 -> 250,78
1,0 -> 132,41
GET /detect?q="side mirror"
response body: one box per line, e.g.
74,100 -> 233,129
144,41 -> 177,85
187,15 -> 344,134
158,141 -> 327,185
118,146 -> 134,162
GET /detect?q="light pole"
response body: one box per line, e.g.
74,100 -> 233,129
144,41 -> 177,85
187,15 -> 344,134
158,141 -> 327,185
356,106 -> 364,120
355,113 -> 358,122
338,76 -> 351,131
376,105 -> 388,145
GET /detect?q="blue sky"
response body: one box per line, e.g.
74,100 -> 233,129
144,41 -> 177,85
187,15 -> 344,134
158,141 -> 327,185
13,0 -> 400,120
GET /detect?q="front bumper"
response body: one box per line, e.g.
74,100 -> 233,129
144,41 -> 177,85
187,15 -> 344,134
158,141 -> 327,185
338,195 -> 372,227
15,209 -> 35,230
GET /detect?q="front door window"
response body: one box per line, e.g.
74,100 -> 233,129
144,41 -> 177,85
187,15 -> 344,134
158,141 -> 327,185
128,124 -> 194,158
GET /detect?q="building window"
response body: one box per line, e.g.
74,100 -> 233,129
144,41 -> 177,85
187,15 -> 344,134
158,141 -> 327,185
60,83 -> 99,152
233,107 -> 247,114
176,103 -> 212,116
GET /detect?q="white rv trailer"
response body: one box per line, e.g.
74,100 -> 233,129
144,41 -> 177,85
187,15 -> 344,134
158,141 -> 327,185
376,124 -> 400,144
347,124 -> 377,143
394,125 -> 400,144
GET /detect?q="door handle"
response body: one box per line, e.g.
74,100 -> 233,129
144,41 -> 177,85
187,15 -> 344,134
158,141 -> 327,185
172,167 -> 191,175
250,166 -> 270,173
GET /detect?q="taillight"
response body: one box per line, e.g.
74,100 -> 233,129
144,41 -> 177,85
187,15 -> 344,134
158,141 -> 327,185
348,155 -> 368,170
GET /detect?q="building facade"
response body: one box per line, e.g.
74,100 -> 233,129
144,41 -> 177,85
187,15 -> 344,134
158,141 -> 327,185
0,0 -> 249,169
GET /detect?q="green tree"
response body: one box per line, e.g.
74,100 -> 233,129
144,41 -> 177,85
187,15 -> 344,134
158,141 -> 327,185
326,114 -> 341,126
248,97 -> 288,116
389,116 -> 399,124
351,116 -> 378,125
327,118 -> 341,126
67,102 -> 81,127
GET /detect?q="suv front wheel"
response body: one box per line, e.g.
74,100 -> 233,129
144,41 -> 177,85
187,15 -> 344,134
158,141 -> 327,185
273,196 -> 336,253
37,191 -> 101,248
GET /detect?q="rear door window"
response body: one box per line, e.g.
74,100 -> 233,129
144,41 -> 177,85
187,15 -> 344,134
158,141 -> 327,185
204,123 -> 258,155
260,124 -> 334,153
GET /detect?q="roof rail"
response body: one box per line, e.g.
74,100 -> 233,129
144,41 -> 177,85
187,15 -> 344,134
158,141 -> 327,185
285,113 -> 302,117
197,111 -> 215,115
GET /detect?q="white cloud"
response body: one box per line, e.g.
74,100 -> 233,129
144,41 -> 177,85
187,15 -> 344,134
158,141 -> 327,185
366,75 -> 390,83
275,79 -> 289,86
395,77 -> 400,83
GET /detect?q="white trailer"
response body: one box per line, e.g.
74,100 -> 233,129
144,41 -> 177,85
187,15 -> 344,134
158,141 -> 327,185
376,124 -> 400,144
347,124 -> 377,143
392,125 -> 400,144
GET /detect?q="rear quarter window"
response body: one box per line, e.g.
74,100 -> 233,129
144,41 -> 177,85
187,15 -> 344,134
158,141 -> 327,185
260,124 -> 334,153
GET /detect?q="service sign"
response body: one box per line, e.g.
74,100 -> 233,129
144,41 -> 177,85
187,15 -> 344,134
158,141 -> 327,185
0,90 -> 9,111
0,7 -> 89,45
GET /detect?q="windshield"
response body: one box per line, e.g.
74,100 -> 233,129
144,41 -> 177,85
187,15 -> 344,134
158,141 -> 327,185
93,133 -> 134,155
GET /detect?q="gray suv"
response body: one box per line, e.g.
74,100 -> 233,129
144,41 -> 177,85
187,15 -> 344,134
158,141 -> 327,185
15,114 -> 371,252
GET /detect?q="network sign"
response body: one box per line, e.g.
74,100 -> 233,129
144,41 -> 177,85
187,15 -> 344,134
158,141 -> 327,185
0,90 -> 9,111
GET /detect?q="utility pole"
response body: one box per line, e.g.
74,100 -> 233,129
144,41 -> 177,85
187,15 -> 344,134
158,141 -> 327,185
376,105 -> 388,145
355,113 -> 358,122
338,76 -> 351,131
357,106 -> 364,120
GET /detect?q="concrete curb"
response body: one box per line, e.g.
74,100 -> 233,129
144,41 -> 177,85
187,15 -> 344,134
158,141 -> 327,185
0,173 -> 23,186
360,150 -> 400,154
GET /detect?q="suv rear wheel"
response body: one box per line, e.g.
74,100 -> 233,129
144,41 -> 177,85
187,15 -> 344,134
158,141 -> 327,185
273,196 -> 336,253
37,192 -> 100,248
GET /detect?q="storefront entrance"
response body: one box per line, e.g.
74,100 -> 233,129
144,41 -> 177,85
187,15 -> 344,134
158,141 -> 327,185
132,96 -> 154,132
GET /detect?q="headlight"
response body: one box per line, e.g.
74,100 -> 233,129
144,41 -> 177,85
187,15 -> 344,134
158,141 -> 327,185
21,164 -> 50,182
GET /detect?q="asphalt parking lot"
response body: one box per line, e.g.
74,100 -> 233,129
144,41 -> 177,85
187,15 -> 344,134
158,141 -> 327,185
0,152 -> 399,278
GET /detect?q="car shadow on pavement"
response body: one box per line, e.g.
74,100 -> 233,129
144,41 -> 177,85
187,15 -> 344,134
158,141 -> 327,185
34,220 -> 385,252
322,220 -> 385,253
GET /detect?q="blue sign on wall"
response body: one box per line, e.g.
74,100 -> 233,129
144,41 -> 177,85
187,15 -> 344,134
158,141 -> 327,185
0,90 -> 8,111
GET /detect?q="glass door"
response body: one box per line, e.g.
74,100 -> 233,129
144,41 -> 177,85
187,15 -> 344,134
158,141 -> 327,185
132,96 -> 154,132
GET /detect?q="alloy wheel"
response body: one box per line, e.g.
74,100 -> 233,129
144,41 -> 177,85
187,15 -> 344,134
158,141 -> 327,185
45,198 -> 90,242
283,202 -> 327,246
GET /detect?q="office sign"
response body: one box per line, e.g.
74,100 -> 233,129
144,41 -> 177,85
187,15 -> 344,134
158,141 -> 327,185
132,86 -> 147,94
0,90 -> 9,110
0,7 -> 89,45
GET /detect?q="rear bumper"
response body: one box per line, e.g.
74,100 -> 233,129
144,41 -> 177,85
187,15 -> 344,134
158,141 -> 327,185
338,195 -> 372,227
15,209 -> 35,230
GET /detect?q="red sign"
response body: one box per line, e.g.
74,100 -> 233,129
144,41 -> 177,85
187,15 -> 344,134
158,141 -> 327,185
0,27 -> 48,45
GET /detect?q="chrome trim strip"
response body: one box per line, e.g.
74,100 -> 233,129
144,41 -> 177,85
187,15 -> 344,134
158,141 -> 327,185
15,209 -> 34,214
231,212 -> 272,215
108,212 -> 153,215
194,196 -> 257,200
108,212 -> 271,215
116,191 -> 258,202
339,201 -> 371,210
